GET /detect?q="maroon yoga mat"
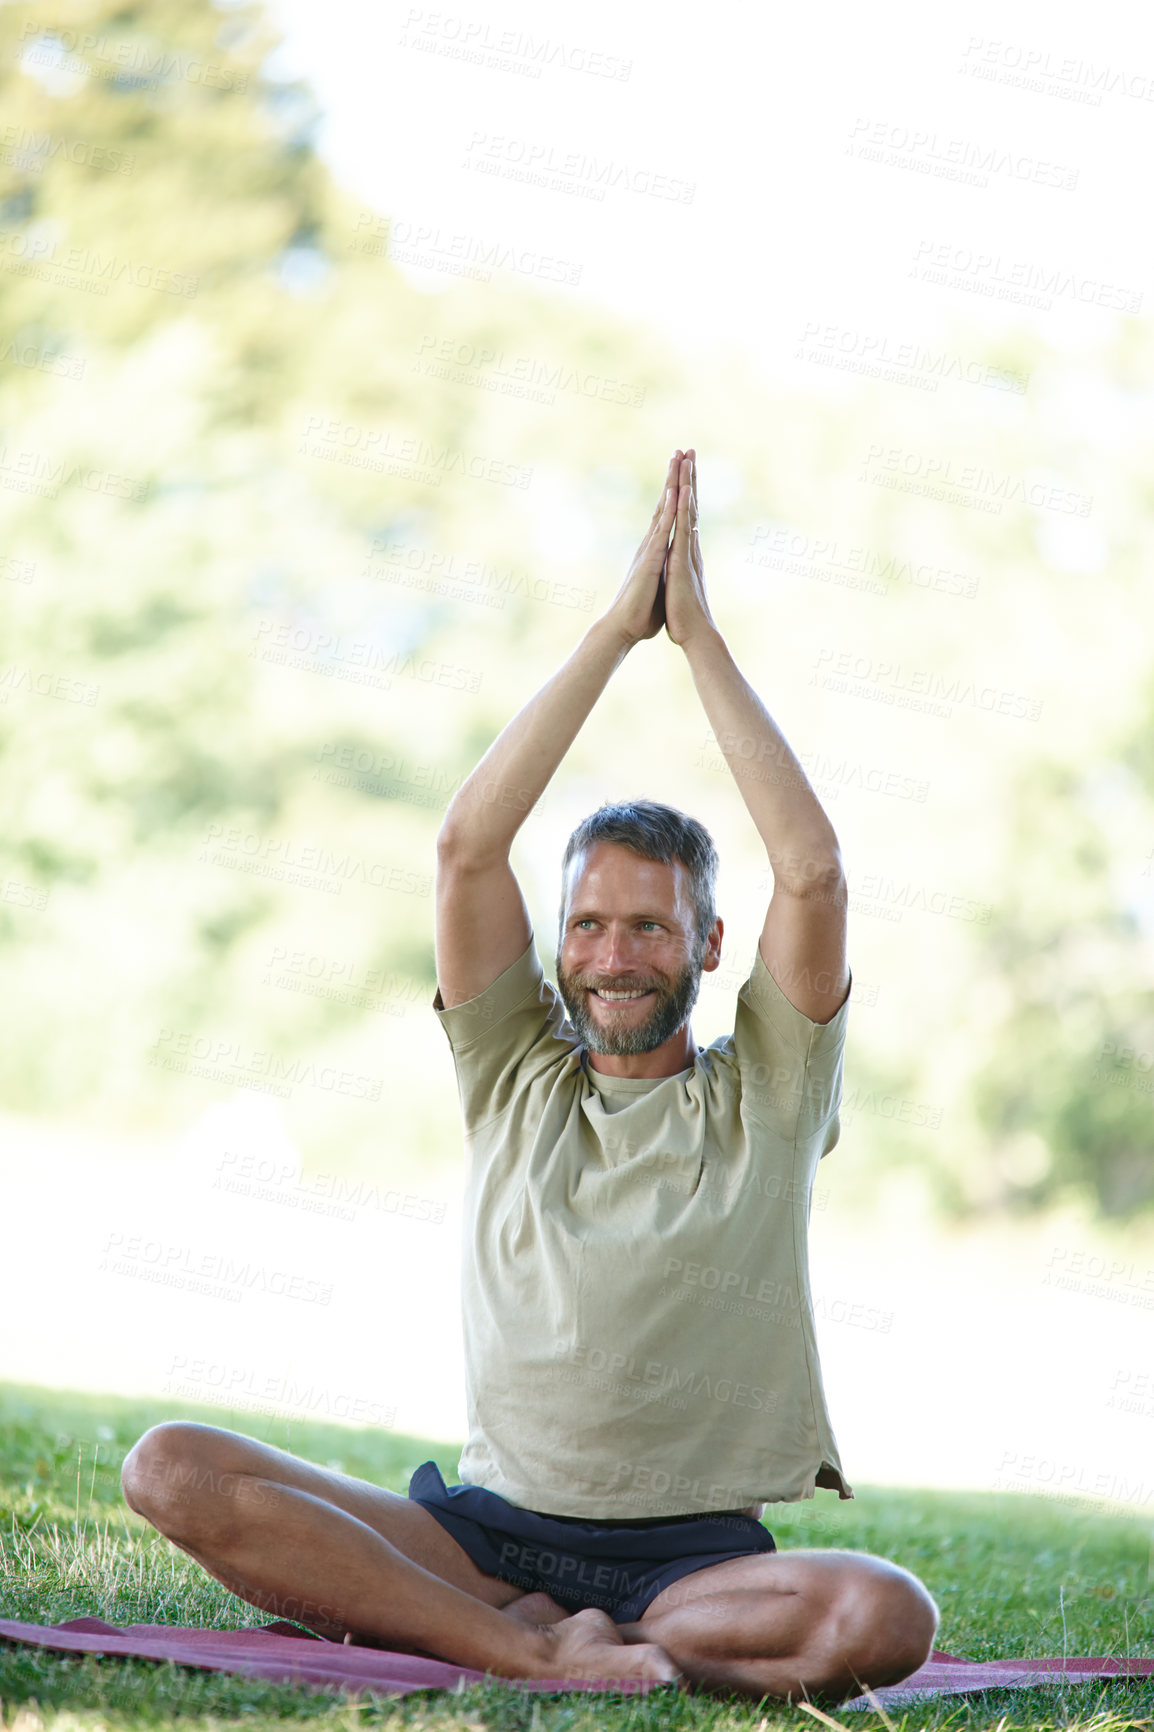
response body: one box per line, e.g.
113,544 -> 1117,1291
842,1648 -> 1154,1709
0,1616 -> 655,1696
0,1616 -> 1151,1704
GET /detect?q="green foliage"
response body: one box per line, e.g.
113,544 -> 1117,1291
0,0 -> 685,1146
971,759 -> 1154,1217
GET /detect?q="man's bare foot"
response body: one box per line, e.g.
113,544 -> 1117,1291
531,1606 -> 682,1685
500,1590 -> 571,1629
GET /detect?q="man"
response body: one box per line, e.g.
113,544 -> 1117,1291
122,449 -> 938,1700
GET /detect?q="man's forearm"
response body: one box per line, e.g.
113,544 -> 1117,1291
684,627 -> 842,895
439,618 -> 631,865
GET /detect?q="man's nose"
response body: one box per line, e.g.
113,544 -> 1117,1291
596,929 -> 638,976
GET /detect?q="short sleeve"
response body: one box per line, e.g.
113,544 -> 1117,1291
433,938 -> 577,1131
734,948 -> 851,1135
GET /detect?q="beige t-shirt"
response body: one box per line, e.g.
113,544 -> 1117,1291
434,936 -> 854,1519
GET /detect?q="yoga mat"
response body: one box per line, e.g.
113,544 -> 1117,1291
0,1616 -> 655,1696
1,1617 -> 1150,1704
841,1649 -> 1154,1710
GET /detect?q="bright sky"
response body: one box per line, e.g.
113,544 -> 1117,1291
261,0 -> 1154,374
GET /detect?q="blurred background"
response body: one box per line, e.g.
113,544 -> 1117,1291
1,0 -> 1152,1521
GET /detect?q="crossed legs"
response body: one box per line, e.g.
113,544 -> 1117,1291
121,1421 -> 938,1701
625,1547 -> 939,1700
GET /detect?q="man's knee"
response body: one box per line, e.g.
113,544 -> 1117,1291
817,1555 -> 938,1699
121,1421 -> 255,1544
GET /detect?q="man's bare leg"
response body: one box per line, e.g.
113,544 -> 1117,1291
121,1423 -> 680,1686
617,1548 -> 939,1702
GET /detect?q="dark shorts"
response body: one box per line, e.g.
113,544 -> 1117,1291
407,1460 -> 776,1623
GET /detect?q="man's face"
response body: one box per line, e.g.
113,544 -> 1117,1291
556,842 -> 715,1056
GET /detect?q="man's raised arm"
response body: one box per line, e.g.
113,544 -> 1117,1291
434,452 -> 681,1010
664,450 -> 849,1025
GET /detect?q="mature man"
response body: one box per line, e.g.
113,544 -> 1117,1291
122,449 -> 938,1700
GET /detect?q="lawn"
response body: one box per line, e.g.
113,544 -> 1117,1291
0,1381 -> 1150,1731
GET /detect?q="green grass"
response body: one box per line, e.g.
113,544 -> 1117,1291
0,1381 -> 1150,1731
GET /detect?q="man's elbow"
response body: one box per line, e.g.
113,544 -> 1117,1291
436,821 -> 480,874
436,815 -> 507,875
436,818 -> 466,862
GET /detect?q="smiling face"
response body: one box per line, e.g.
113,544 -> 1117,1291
556,841 -> 717,1059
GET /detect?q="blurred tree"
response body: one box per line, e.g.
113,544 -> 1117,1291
973,757 -> 1154,1217
0,0 -> 682,1134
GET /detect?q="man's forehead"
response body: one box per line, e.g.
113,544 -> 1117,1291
563,843 -> 690,907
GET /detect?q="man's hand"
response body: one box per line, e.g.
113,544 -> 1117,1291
601,450 -> 681,649
663,448 -> 718,649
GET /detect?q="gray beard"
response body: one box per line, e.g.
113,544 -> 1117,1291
555,950 -> 705,1057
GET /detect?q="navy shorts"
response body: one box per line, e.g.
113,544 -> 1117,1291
407,1460 -> 776,1623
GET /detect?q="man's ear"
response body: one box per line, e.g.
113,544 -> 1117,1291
701,916 -> 724,972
